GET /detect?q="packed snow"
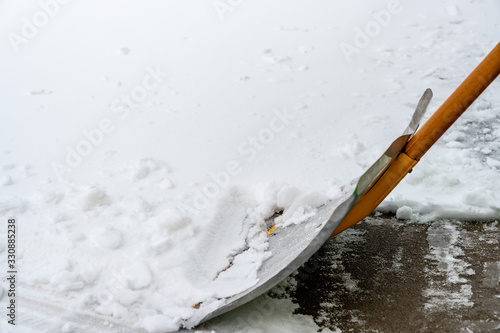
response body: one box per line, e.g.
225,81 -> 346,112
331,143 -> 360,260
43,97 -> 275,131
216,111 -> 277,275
424,223 -> 475,311
0,0 -> 499,332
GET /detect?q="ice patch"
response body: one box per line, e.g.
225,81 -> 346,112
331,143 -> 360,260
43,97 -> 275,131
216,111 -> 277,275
424,223 -> 474,310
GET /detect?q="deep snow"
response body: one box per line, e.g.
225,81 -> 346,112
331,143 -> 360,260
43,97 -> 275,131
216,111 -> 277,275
0,0 -> 499,332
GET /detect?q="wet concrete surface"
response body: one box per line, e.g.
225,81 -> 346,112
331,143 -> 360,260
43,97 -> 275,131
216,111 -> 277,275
293,216 -> 500,333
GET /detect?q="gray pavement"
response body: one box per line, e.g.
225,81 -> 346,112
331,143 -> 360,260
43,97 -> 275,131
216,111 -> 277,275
293,216 -> 500,333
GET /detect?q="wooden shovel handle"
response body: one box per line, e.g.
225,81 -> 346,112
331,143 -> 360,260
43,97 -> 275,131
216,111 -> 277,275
405,42 -> 500,160
331,42 -> 500,237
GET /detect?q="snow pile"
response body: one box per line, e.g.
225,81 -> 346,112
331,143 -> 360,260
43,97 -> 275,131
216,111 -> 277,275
275,186 -> 328,227
396,205 -> 413,220
1,168 -> 327,332
395,205 -> 418,222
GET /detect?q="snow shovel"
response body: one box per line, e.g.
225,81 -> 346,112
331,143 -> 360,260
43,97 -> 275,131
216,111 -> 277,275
332,41 -> 500,235
189,42 -> 500,329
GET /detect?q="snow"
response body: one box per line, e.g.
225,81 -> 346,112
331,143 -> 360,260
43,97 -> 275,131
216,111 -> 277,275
142,314 -> 179,333
0,0 -> 499,332
395,205 -> 413,220
275,186 -> 328,227
486,156 -> 500,169
424,223 -> 475,310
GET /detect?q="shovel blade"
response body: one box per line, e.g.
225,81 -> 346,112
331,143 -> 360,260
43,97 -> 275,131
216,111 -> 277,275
190,90 -> 432,329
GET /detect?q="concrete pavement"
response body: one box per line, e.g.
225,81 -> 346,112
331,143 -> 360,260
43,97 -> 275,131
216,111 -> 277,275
293,216 -> 500,332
